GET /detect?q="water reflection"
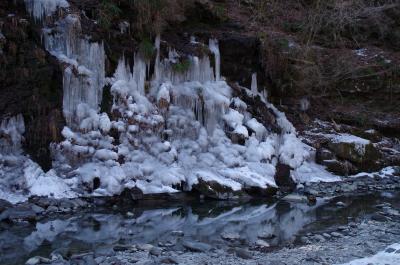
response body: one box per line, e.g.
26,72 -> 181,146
1,191 -> 399,265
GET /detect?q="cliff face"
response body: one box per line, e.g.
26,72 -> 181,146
0,0 -> 399,172
0,0 -> 64,170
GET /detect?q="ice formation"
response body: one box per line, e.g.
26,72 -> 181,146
24,0 -> 69,22
49,34 -> 317,197
42,13 -> 105,127
0,2 -> 342,203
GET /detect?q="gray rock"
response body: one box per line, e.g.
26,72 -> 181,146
150,247 -> 163,256
235,248 -> 252,259
159,256 -> 179,264
221,232 -> 241,241
31,204 -> 45,214
371,213 -> 388,222
25,256 -> 51,265
170,230 -> 184,237
331,232 -> 342,237
1,205 -> 36,221
314,234 -> 326,242
137,244 -> 154,251
182,240 -> 212,252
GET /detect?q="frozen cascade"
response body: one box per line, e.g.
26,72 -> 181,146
2,1 -> 340,202
251,73 -> 258,94
0,115 -> 25,155
209,39 -> 221,81
41,13 -> 105,127
24,0 -> 69,22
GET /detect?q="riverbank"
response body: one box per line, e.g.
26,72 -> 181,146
2,189 -> 400,265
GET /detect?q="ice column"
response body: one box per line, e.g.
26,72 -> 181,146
251,73 -> 258,94
42,15 -> 105,126
209,39 -> 221,81
24,0 -> 69,22
0,115 -> 25,154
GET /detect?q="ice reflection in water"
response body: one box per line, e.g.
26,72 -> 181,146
1,191 -> 399,265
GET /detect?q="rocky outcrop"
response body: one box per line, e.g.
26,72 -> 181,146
0,1 -> 64,170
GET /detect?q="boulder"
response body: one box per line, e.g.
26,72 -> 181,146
321,159 -> 358,176
274,162 -> 296,191
192,179 -> 246,200
327,140 -> 381,171
119,187 -> 144,202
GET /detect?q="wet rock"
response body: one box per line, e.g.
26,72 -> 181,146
192,179 -> 245,200
274,163 -> 295,191
182,240 -> 212,252
235,248 -> 253,259
120,187 -> 144,202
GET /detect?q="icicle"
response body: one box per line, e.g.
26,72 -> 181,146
24,0 -> 69,22
209,39 -> 220,81
251,73 -> 258,94
0,114 -> 25,154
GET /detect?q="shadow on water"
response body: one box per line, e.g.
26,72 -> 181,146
0,191 -> 399,265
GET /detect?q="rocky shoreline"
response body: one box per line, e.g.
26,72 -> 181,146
13,189 -> 400,265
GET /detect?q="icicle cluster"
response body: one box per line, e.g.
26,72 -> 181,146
42,14 -> 105,127
0,115 -> 25,154
24,0 -> 69,22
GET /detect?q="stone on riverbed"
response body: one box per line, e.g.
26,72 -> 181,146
182,240 -> 212,252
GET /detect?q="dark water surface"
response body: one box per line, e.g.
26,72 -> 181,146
1,191 -> 399,265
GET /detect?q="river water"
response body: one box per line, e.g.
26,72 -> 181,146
1,191 -> 399,265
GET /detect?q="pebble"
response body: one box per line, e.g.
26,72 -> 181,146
171,230 -> 184,237
221,232 -> 240,241
336,202 -> 346,207
255,239 -> 270,248
159,256 -> 179,264
137,244 -> 154,251
331,232 -> 342,238
322,233 -> 331,239
182,241 -> 212,252
314,234 -> 326,242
